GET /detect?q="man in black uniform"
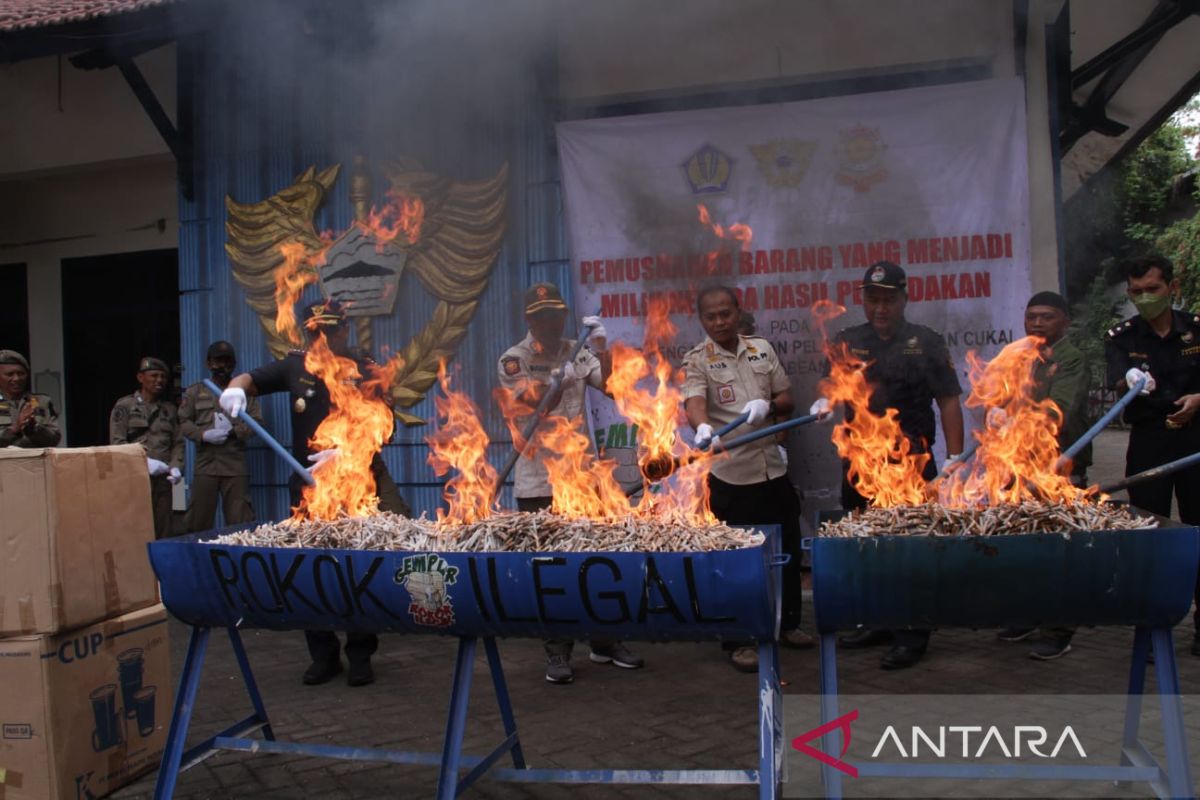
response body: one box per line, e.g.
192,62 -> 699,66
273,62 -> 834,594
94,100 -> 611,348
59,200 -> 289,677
1104,255 -> 1200,656
220,299 -> 410,686
814,261 -> 964,669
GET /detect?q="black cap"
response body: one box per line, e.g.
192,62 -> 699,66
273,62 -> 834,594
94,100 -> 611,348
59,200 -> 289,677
303,298 -> 347,331
860,261 -> 906,291
138,357 -> 169,374
1026,291 -> 1069,313
206,340 -> 236,360
524,283 -> 567,315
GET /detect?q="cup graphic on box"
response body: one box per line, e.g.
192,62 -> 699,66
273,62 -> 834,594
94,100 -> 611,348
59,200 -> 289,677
117,648 -> 145,720
89,684 -> 124,752
132,686 -> 157,736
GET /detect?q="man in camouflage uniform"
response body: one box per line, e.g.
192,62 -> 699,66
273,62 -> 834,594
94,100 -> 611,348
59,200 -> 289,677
498,282 -> 644,684
179,341 -> 262,532
110,357 -> 184,539
0,350 -> 60,447
221,299 -> 410,687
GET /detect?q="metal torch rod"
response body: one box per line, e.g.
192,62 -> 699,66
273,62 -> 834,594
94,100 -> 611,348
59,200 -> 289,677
1056,377 -> 1146,468
712,413 -> 819,453
697,411 -> 751,450
930,439 -> 981,483
491,316 -> 601,498
1100,448 -> 1200,494
203,378 -> 315,486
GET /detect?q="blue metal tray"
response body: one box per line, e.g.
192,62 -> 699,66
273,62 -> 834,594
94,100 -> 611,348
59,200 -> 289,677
811,526 -> 1199,632
148,524 -> 783,642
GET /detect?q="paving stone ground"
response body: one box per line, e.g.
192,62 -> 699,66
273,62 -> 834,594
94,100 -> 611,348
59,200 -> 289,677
113,430 -> 1200,799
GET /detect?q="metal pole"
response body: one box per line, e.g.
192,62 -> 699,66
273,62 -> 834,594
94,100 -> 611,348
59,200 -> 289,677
491,318 -> 600,499
1057,377 -> 1145,468
930,439 -> 981,484
713,413 -> 819,453
1100,448 -> 1200,494
202,378 -> 315,486
698,411 -> 751,450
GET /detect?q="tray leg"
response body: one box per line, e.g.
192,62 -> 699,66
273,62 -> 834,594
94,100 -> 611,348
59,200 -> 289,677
1119,627 -> 1151,783
758,640 -> 782,800
818,633 -> 843,800
483,636 -> 526,769
436,636 -> 478,800
1151,627 -> 1194,799
226,626 -> 274,741
153,625 -> 211,800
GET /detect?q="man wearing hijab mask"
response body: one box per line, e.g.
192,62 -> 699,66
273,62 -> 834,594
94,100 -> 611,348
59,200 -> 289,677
179,341 -> 263,532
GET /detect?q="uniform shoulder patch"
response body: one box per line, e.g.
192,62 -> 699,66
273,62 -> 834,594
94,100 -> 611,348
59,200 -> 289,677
501,356 -> 521,376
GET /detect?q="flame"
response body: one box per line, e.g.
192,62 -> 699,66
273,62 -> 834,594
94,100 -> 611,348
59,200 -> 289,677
427,362 -> 499,524
360,189 -> 425,249
697,203 -> 752,249
940,337 -> 1097,506
812,302 -> 1098,510
274,241 -> 322,345
295,335 -> 404,520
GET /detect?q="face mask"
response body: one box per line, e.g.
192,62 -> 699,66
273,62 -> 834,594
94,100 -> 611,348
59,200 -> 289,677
1132,292 -> 1171,321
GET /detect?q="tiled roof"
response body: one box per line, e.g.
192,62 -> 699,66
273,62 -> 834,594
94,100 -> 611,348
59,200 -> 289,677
0,0 -> 172,32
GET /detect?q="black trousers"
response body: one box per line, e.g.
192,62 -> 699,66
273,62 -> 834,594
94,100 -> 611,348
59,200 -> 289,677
517,496 -> 615,656
841,458 -> 937,651
1126,425 -> 1200,629
707,474 -> 804,631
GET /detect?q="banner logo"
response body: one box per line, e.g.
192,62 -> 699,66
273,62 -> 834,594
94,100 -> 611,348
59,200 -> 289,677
750,139 -> 816,188
792,709 -> 860,777
395,553 -> 459,627
835,125 -> 888,193
682,143 -> 733,194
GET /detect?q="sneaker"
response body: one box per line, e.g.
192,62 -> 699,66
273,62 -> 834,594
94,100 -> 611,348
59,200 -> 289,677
590,643 -> 644,669
1029,638 -> 1072,661
545,654 -> 574,684
729,646 -> 759,673
302,659 -> 342,686
996,627 -> 1037,642
780,628 -> 817,649
346,660 -> 375,687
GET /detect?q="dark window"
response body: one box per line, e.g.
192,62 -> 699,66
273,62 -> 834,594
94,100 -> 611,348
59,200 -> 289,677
0,263 -> 30,357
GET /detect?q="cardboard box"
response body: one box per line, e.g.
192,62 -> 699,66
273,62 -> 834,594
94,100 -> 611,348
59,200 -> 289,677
0,604 -> 172,800
0,445 -> 159,637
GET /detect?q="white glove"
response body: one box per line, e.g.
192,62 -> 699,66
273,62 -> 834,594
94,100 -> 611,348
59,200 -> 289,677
167,467 -> 182,485
219,387 -> 247,418
582,315 -> 608,352
742,398 -> 771,426
202,428 -> 229,444
1125,368 -> 1156,395
146,458 -> 169,477
694,423 -> 719,450
986,407 -> 1010,428
777,444 -> 789,467
809,398 -> 832,421
213,412 -> 233,432
558,360 -> 588,383
307,448 -> 340,469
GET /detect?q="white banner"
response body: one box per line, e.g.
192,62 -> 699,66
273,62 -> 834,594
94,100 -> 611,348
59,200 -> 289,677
557,77 -> 1031,510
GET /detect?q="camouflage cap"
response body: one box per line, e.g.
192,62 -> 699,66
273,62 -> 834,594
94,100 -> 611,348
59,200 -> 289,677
138,356 -> 170,374
0,350 -> 30,371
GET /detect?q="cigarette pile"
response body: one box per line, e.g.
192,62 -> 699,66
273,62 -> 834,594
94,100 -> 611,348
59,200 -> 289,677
820,501 -> 1157,538
207,508 -> 762,552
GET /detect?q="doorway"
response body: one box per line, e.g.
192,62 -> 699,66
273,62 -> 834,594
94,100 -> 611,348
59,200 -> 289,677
61,249 -> 179,447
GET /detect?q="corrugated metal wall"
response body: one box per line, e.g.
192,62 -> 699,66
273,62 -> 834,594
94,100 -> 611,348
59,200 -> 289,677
177,6 -> 570,522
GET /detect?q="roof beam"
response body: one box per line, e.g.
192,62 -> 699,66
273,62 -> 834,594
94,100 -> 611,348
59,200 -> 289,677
115,56 -> 193,200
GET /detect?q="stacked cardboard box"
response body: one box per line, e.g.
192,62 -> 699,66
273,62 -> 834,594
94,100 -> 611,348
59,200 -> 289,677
0,446 -> 172,800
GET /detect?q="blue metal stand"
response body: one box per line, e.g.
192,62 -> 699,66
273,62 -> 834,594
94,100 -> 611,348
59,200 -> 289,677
152,626 -> 784,798
815,627 -> 1193,799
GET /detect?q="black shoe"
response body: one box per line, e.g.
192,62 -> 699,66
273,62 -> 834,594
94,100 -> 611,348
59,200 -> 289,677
996,626 -> 1036,642
839,629 -> 892,649
347,661 -> 375,687
1029,637 -> 1072,661
302,659 -> 342,685
880,645 -> 924,670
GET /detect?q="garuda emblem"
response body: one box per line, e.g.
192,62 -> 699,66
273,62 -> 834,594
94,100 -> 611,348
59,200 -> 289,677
225,158 -> 507,425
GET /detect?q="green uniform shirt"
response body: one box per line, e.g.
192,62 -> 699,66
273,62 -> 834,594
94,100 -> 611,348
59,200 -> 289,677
1033,336 -> 1092,475
109,392 -> 184,467
178,382 -> 262,476
0,391 -> 61,448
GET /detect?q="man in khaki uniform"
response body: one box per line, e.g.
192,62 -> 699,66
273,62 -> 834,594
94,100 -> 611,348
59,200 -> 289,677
683,285 -> 813,673
110,357 -> 184,538
179,341 -> 262,532
498,282 -> 644,684
0,350 -> 60,448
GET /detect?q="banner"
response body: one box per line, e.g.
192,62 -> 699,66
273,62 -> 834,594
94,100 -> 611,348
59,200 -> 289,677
557,78 -> 1031,510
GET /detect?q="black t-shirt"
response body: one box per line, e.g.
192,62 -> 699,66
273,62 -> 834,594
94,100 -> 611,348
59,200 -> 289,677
1104,310 -> 1200,430
831,320 -> 962,450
